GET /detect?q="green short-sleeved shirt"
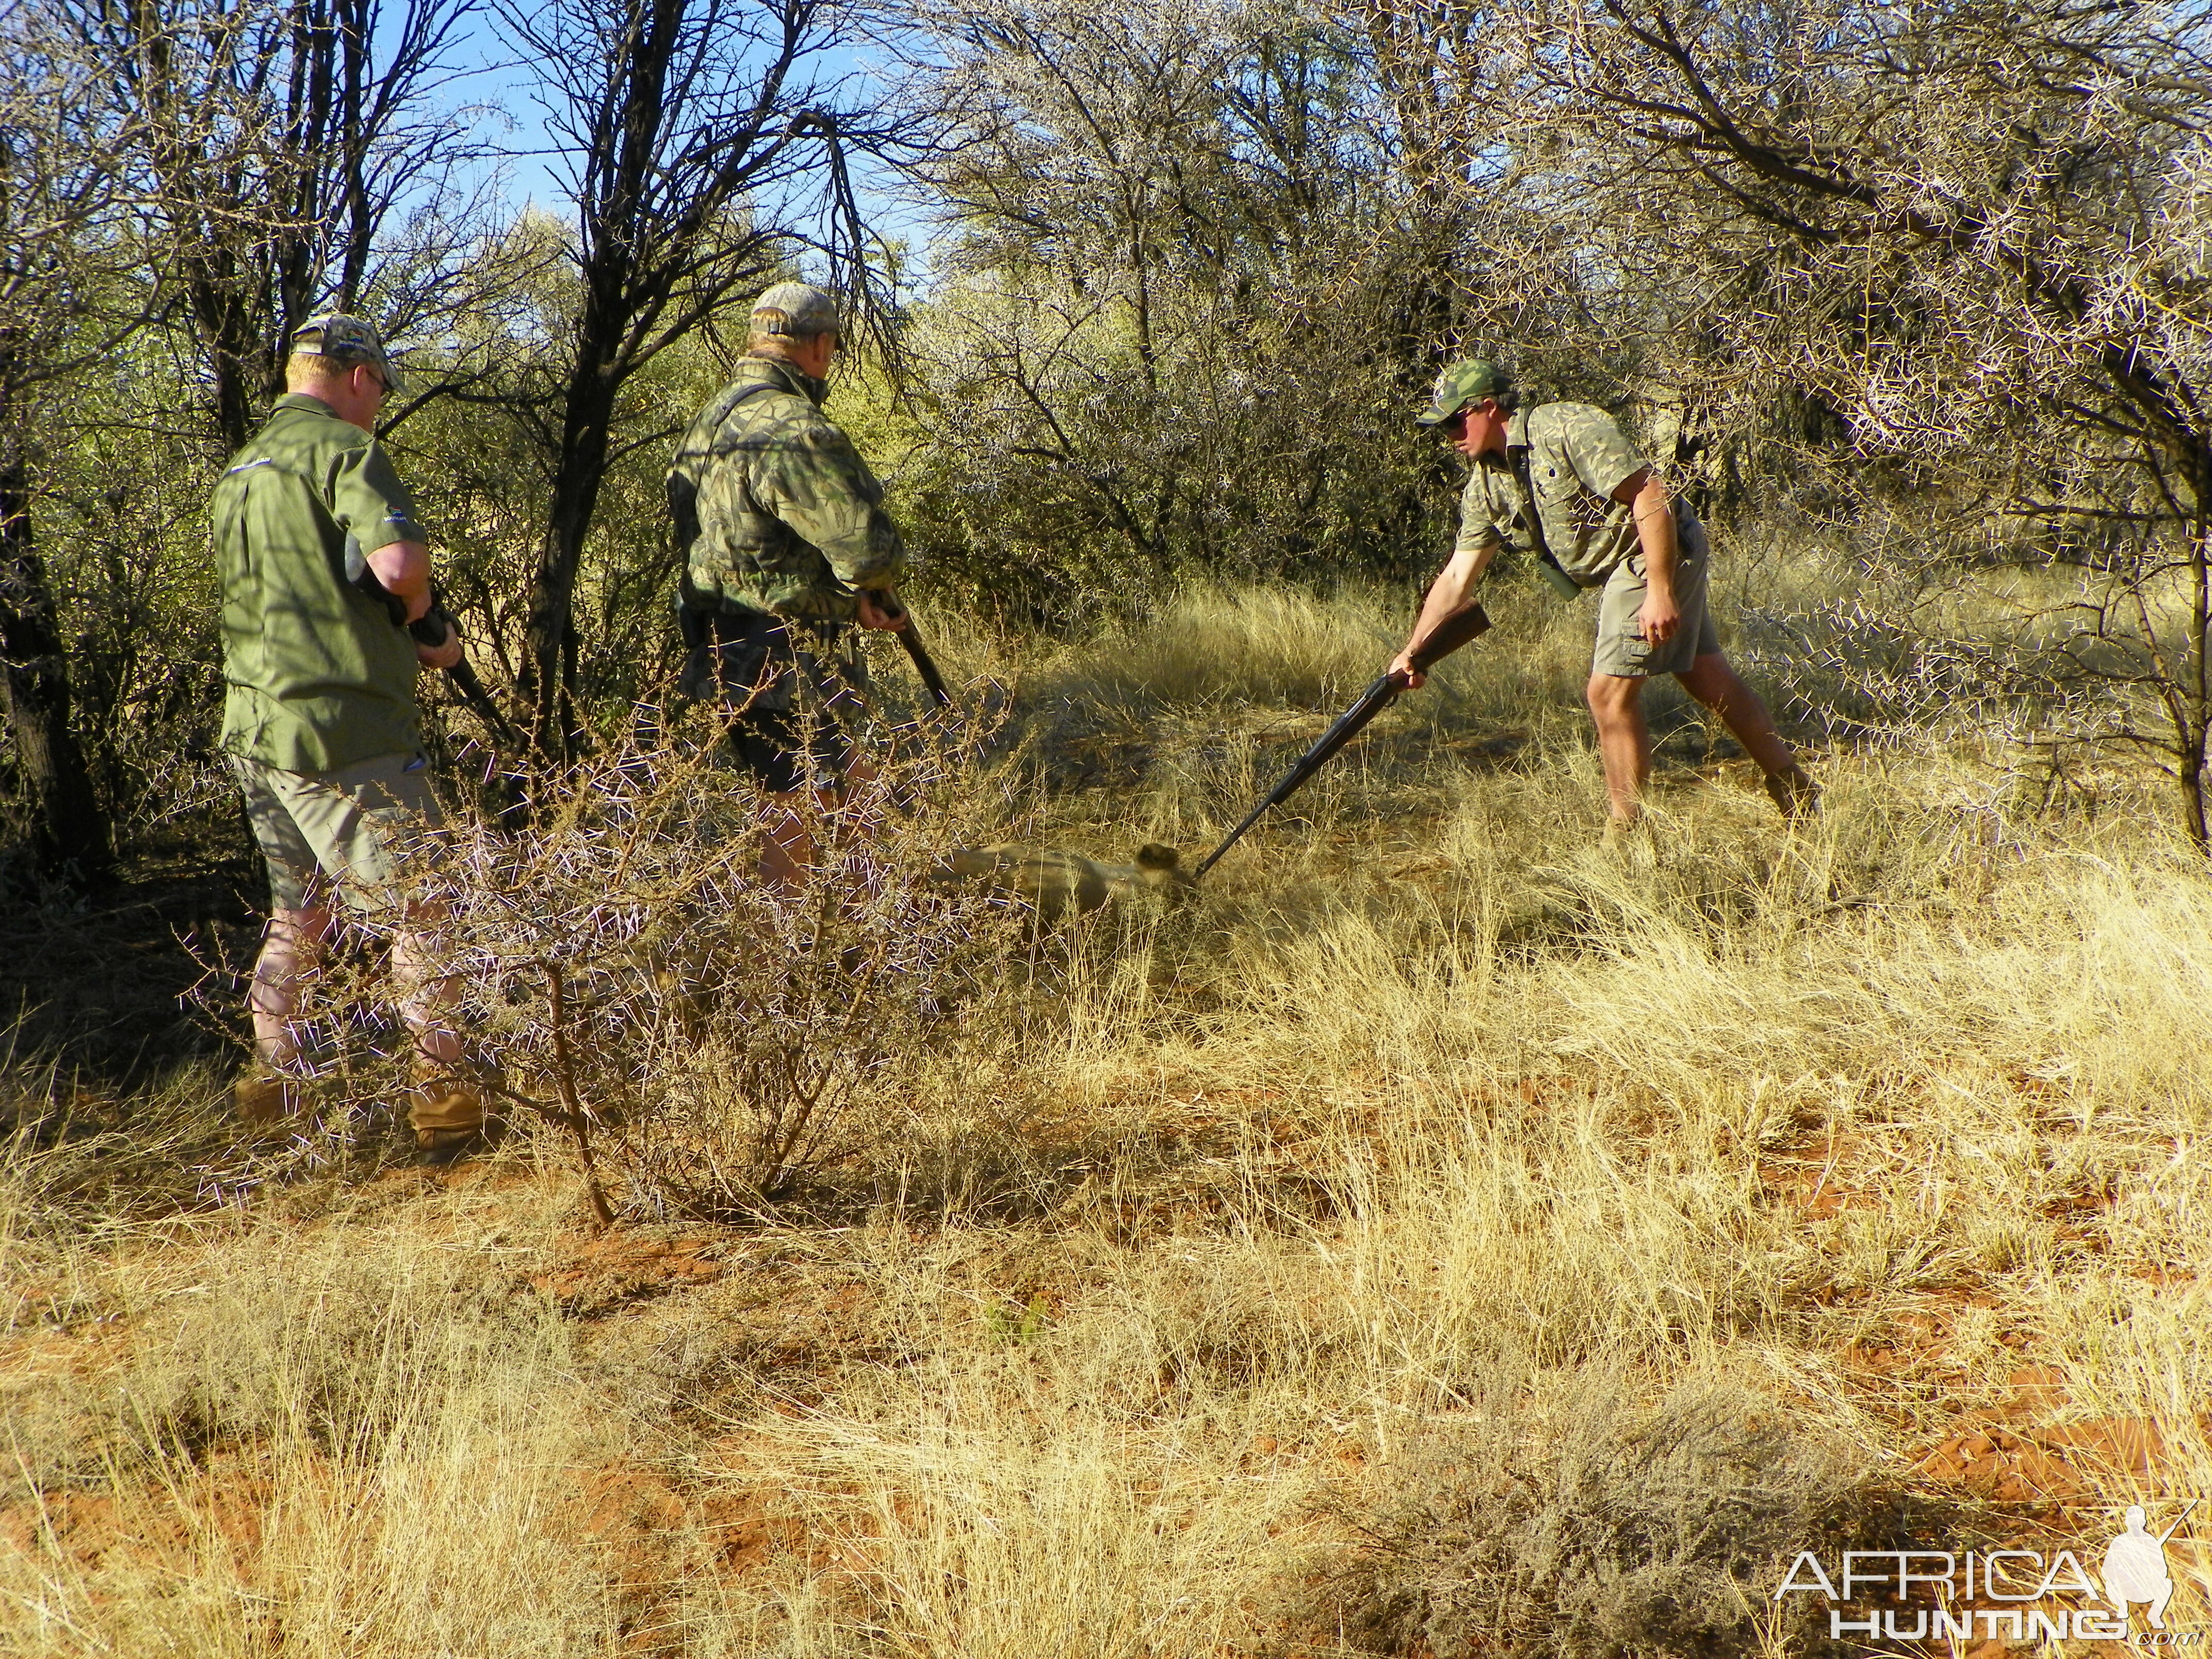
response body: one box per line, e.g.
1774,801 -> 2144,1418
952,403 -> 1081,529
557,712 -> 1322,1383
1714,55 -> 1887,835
1454,402 -> 1698,585
213,394 -> 429,773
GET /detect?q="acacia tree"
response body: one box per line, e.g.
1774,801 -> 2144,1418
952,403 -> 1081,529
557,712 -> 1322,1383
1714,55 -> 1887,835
1361,0 -> 2212,840
886,0 -> 1493,622
496,0 -> 892,759
86,0 -> 489,451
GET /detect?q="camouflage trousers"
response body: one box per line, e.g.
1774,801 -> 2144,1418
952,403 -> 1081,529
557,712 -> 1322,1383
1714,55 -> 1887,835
677,605 -> 865,792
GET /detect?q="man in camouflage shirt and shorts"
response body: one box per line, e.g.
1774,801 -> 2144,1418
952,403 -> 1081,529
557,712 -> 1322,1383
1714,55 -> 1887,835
212,314 -> 489,1160
1390,359 -> 1815,827
666,281 -> 909,890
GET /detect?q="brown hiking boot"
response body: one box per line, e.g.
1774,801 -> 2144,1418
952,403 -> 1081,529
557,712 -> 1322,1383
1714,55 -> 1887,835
1763,764 -> 1820,820
234,1072 -> 303,1130
409,1061 -> 498,1167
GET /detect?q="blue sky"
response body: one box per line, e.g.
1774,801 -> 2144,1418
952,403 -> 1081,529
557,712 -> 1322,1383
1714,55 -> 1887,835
430,8 -> 933,269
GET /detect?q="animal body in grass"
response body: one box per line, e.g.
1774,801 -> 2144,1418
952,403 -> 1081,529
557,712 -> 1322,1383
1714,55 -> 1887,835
933,842 -> 1197,924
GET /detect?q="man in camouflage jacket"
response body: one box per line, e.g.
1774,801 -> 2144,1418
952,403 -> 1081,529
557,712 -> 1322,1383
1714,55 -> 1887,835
666,281 -> 909,890
1391,358 -> 1816,828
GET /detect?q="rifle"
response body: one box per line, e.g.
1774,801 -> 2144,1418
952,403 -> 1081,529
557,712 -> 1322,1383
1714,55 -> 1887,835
863,589 -> 954,710
1192,599 -> 1492,880
2157,1498 -> 2200,1544
350,561 -> 525,760
408,605 -> 524,754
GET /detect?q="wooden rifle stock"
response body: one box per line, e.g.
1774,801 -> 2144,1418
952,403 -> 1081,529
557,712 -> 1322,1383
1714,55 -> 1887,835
1192,601 -> 1491,880
865,590 -> 954,709
1403,594 -> 1495,674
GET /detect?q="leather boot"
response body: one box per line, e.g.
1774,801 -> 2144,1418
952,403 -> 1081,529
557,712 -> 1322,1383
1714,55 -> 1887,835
234,1072 -> 303,1131
410,1061 -> 496,1167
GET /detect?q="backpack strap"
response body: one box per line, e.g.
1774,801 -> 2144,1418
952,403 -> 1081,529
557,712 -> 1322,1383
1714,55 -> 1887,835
1506,414 -> 1584,600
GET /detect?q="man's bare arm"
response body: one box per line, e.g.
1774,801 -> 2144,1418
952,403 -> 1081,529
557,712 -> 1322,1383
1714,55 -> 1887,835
1390,540 -> 1498,688
364,539 -> 434,622
1613,468 -> 1680,644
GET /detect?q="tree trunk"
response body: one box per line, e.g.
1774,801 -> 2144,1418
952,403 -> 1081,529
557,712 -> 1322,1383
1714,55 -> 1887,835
0,377 -> 115,890
522,347 -> 621,760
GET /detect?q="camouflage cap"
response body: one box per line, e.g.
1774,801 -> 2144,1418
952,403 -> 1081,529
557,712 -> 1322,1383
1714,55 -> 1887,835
751,281 -> 841,339
1416,358 -> 1514,424
289,313 -> 403,393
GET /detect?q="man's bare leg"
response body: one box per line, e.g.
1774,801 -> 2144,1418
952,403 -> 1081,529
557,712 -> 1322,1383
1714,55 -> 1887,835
249,906 -> 336,1072
237,905 -> 337,1126
389,898 -> 489,1154
760,792 -> 823,894
758,757 -> 879,894
391,902 -> 464,1070
1586,672 -> 1653,822
1673,652 -> 1797,777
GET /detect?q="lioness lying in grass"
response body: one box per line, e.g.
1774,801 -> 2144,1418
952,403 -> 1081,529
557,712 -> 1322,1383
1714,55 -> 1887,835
932,842 -> 1197,924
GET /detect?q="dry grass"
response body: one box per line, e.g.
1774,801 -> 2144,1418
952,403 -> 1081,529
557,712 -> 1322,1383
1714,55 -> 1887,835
5,577 -> 2211,1655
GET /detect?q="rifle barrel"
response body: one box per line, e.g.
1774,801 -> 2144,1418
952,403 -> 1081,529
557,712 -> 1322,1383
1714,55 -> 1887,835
445,655 -> 522,753
861,589 -> 955,710
899,626 -> 954,708
1193,672 -> 1400,879
1190,600 -> 1492,881
1193,793 -> 1282,881
2158,1498 -> 2200,1543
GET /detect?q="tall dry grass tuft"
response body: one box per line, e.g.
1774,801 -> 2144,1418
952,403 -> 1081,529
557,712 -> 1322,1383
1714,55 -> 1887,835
1321,1374 -> 1893,1659
3,1217 -> 631,1657
758,1369 -> 1295,1658
1027,584 -> 1405,717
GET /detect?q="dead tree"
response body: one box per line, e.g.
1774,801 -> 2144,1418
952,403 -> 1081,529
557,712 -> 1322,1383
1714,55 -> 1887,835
87,0 -> 486,450
496,0 -> 888,760
881,0 -> 1486,617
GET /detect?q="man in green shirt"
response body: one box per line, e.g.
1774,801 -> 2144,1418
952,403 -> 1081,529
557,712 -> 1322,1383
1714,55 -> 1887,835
212,313 -> 486,1161
668,281 -> 910,891
1391,359 -> 1816,827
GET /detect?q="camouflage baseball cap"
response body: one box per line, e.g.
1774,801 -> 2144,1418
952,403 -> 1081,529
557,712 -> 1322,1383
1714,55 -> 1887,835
289,313 -> 403,392
1416,358 -> 1514,424
751,281 -> 840,338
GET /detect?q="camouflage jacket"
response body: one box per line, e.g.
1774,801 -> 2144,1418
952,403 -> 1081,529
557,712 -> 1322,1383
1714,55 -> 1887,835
1454,402 -> 1699,585
667,355 -> 906,622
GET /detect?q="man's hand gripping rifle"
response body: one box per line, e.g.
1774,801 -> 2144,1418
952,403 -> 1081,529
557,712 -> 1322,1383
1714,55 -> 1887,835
860,588 -> 954,710
352,563 -> 522,754
1192,597 -> 1492,879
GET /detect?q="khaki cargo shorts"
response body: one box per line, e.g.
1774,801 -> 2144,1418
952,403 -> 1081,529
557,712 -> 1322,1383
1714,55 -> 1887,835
1591,517 -> 1720,679
227,751 -> 443,912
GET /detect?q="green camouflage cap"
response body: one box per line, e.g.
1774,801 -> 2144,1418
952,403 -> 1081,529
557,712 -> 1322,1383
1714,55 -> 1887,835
290,313 -> 403,392
752,281 -> 840,338
1416,358 -> 1513,424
